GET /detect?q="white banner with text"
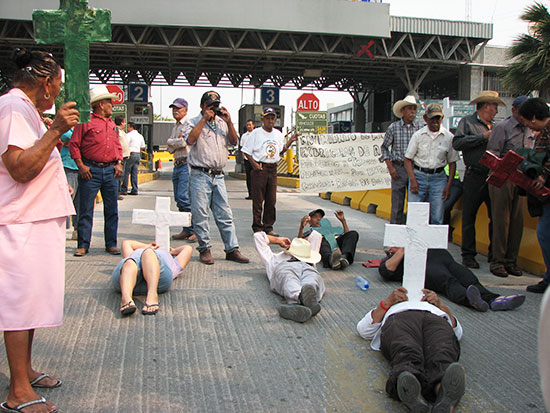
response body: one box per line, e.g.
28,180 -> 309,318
298,133 -> 392,193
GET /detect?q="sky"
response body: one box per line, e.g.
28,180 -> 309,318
150,0 -> 537,130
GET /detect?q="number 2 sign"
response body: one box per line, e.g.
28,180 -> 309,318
129,84 -> 149,103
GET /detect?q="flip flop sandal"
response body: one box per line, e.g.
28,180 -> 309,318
362,260 -> 382,268
142,303 -> 159,315
30,373 -> 62,389
120,301 -> 137,316
0,397 -> 57,413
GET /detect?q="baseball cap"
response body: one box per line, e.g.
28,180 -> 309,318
200,91 -> 221,106
262,107 -> 277,117
169,98 -> 188,109
308,209 -> 325,218
512,96 -> 529,107
425,103 -> 444,119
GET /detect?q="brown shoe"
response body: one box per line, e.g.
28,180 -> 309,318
106,246 -> 121,255
74,248 -> 88,257
505,264 -> 523,276
490,265 -> 508,278
226,249 -> 250,263
185,233 -> 197,243
200,249 -> 214,265
172,230 -> 192,240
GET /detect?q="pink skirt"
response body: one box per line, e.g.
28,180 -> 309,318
0,217 -> 66,330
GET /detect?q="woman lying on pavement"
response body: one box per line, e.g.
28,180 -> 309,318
112,240 -> 192,316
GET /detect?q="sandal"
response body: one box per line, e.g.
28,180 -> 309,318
30,373 -> 62,389
120,301 -> 137,316
0,397 -> 57,412
142,303 -> 159,315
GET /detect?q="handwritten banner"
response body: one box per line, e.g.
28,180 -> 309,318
298,133 -> 391,193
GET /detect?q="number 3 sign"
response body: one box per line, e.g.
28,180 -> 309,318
261,87 -> 279,106
129,84 -> 149,103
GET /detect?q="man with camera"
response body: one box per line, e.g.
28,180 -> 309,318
182,91 -> 249,265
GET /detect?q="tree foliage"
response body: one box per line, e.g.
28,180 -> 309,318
501,2 -> 550,96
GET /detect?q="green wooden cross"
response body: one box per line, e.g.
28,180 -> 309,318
312,218 -> 343,251
33,0 -> 112,123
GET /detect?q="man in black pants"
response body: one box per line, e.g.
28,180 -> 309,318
299,208 -> 359,270
380,247 -> 525,312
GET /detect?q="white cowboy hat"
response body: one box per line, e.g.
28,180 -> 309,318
469,90 -> 506,106
90,85 -> 118,105
285,238 -> 321,264
393,95 -> 421,118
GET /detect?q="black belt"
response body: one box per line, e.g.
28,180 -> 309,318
174,158 -> 187,166
259,162 -> 278,167
414,164 -> 445,174
191,165 -> 224,175
83,158 -> 118,168
391,160 -> 404,166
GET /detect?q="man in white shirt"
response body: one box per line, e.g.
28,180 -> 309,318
122,122 -> 146,195
239,119 -> 255,200
357,287 -> 465,413
115,115 -> 130,200
404,103 -> 459,224
242,107 -> 298,235
253,230 -> 325,323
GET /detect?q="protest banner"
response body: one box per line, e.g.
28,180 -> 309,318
298,133 -> 391,193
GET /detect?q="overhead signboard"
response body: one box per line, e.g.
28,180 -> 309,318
296,111 -> 328,135
128,83 -> 149,103
261,87 -> 279,106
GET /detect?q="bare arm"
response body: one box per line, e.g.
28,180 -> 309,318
422,289 -> 457,328
334,210 -> 350,233
443,162 -> 456,200
371,287 -> 408,323
245,152 -> 262,171
298,215 -> 310,238
187,110 -> 212,145
121,240 -> 158,258
404,158 -> 418,194
170,245 -> 193,269
384,247 -> 404,271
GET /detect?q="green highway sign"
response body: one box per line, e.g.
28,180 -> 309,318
296,111 -> 328,135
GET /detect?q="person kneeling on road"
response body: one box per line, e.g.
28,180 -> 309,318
357,287 -> 466,413
253,230 -> 325,323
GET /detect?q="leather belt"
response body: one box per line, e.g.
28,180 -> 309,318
259,162 -> 277,167
174,158 -> 187,166
414,164 -> 445,174
391,160 -> 404,166
191,165 -> 224,175
83,158 -> 118,168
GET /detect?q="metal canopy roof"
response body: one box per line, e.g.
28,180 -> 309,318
0,16 -> 492,93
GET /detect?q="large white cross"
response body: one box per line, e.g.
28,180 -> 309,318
442,97 -> 454,131
383,202 -> 448,302
132,197 -> 192,250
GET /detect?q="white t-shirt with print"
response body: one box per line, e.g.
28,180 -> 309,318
241,127 -> 284,164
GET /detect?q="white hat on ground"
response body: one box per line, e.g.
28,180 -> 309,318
285,238 -> 322,264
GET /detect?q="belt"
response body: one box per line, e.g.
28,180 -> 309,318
174,158 -> 187,166
391,160 -> 404,166
83,158 -> 118,168
191,165 -> 224,175
259,162 -> 278,167
414,164 -> 445,174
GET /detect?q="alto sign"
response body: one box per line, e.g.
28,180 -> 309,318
106,85 -> 125,105
297,93 -> 319,111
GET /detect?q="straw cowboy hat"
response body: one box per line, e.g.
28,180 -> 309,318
285,238 -> 321,264
90,85 -> 119,105
469,90 -> 506,106
393,95 -> 421,118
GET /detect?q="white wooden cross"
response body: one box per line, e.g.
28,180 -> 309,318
383,202 -> 448,302
442,97 -> 454,131
132,196 -> 192,250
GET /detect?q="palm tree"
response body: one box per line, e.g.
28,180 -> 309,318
501,2 -> 550,97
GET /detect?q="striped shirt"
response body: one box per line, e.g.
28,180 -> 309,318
379,119 -> 423,163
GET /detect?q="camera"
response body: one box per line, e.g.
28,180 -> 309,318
212,106 -> 224,116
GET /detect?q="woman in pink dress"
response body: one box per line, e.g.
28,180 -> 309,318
0,49 -> 79,413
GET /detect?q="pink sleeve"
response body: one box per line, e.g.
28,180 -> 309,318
0,110 -> 40,155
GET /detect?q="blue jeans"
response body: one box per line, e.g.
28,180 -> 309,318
189,169 -> 239,253
172,161 -> 192,232
122,153 -> 140,193
64,168 -> 80,229
408,170 -> 447,224
77,163 -> 119,249
537,203 -> 550,284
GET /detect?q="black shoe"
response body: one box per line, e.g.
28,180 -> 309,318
462,256 -> 479,269
128,191 -> 138,195
466,285 -> 489,312
299,284 -> 321,316
245,196 -> 252,200
527,281 -> 549,294
277,304 -> 312,323
396,371 -> 430,413
432,363 -> 466,413
490,265 -> 508,278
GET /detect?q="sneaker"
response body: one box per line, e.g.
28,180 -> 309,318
339,257 -> 350,270
330,248 -> 342,269
299,284 -> 321,316
432,363 -> 466,413
200,249 -> 214,265
466,285 -> 489,312
396,371 -> 430,413
226,249 -> 250,263
490,265 -> 508,278
527,281 -> 549,294
490,294 -> 526,311
278,304 -> 312,323
462,256 -> 479,269
504,264 -> 523,276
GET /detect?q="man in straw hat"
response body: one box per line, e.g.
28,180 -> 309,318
70,85 -> 123,257
452,91 -> 506,269
380,95 -> 423,224
253,230 -> 325,323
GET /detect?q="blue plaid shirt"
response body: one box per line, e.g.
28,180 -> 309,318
379,119 -> 423,163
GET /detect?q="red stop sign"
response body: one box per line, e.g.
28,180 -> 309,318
106,85 -> 125,104
297,93 -> 319,111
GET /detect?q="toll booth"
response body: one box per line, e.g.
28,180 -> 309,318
126,101 -> 154,171
329,120 -> 352,133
